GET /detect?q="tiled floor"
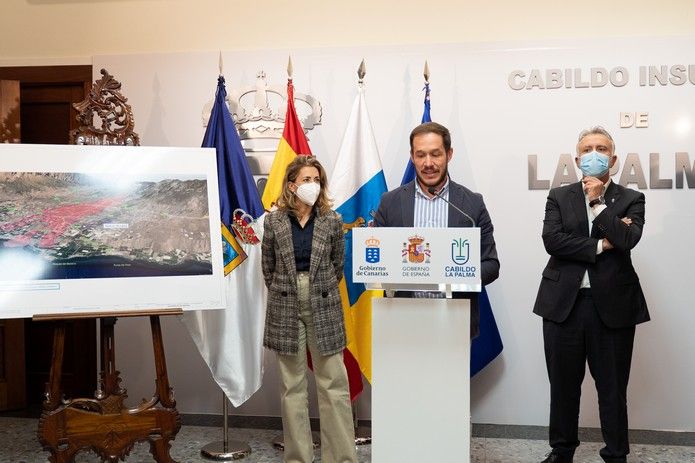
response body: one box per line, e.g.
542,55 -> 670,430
1,417 -> 693,462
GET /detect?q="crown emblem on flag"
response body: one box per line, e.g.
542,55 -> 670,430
231,209 -> 260,244
202,70 -> 322,140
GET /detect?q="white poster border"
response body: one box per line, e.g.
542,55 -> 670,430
0,144 -> 225,319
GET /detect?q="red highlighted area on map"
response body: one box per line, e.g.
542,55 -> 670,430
0,172 -> 213,279
1,198 -> 122,248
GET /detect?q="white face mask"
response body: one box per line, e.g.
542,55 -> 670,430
294,182 -> 321,206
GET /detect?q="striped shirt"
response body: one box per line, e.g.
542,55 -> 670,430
414,178 -> 450,227
409,178 -> 451,299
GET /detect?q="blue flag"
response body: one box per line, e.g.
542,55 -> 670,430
399,83 -> 431,184
203,76 -> 264,274
399,81 -> 503,376
471,288 -> 503,376
183,75 -> 267,407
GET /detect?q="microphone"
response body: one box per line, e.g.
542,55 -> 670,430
427,186 -> 476,227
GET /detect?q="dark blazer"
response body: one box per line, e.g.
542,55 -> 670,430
373,180 -> 501,338
533,181 -> 650,328
261,209 -> 346,356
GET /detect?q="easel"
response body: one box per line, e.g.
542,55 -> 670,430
32,69 -> 181,462
35,309 -> 182,463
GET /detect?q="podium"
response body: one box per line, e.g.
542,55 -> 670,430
372,292 -> 472,462
352,227 -> 481,463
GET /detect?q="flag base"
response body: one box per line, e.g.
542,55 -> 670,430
201,440 -> 252,460
355,425 -> 372,445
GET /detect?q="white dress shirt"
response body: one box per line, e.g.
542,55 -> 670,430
580,179 -> 610,289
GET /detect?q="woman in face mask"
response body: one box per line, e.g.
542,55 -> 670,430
261,155 -> 358,463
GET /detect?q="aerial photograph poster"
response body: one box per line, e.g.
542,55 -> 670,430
0,172 -> 212,280
0,144 -> 225,318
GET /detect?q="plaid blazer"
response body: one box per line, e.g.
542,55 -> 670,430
261,209 -> 346,356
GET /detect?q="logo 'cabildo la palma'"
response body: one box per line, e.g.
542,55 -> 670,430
450,238 -> 469,265
446,238 -> 476,278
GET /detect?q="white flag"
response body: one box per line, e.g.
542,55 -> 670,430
183,216 -> 266,406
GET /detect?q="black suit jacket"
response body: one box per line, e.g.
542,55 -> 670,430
373,180 -> 501,338
533,181 -> 650,328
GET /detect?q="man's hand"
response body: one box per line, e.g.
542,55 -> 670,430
582,176 -> 604,200
600,219 -> 629,252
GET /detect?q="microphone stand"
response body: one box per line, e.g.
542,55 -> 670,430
426,186 -> 476,227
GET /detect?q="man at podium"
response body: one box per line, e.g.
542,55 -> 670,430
374,121 -> 500,337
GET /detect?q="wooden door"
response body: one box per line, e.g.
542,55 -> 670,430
0,80 -> 21,143
0,79 -> 25,411
0,66 -> 96,408
0,319 -> 26,410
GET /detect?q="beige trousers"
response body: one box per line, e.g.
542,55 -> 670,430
276,272 -> 357,463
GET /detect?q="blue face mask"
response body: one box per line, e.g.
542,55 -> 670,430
579,151 -> 610,177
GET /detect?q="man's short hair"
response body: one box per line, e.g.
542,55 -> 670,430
577,126 -> 615,152
410,122 -> 452,153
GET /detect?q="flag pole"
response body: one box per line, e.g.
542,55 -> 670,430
353,400 -> 371,445
198,58 -> 252,460
201,391 -> 252,460
351,58 -> 372,447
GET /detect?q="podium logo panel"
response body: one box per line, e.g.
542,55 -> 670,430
352,227 -> 481,290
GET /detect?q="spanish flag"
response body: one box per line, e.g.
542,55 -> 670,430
261,79 -> 312,209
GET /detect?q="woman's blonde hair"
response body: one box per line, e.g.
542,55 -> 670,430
275,156 -> 333,215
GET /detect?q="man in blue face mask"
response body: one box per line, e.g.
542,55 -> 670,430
575,130 -> 616,201
533,127 -> 650,463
